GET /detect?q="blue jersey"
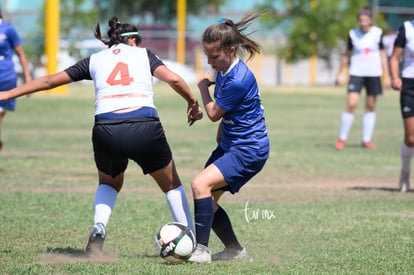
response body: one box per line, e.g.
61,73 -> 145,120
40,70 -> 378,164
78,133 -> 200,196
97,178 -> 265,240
214,59 -> 269,152
0,20 -> 20,84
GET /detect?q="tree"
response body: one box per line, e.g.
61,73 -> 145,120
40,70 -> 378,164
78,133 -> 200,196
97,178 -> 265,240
258,0 -> 387,64
60,0 -> 99,39
95,0 -> 227,24
24,0 -> 99,64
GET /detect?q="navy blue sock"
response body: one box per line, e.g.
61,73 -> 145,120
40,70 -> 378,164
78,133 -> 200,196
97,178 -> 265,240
194,197 -> 214,246
212,205 -> 242,250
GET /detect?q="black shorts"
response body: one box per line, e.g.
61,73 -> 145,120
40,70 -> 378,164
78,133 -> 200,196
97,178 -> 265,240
347,76 -> 382,95
400,78 -> 414,119
92,117 -> 172,177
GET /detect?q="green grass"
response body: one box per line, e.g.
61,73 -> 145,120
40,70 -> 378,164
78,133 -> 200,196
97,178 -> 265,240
0,83 -> 413,274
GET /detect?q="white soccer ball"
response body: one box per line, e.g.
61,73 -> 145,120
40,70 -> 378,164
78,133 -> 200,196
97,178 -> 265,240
154,222 -> 196,262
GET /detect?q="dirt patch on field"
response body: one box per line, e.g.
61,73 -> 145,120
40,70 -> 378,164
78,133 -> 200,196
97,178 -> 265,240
0,150 -> 91,158
38,247 -> 118,265
380,211 -> 414,218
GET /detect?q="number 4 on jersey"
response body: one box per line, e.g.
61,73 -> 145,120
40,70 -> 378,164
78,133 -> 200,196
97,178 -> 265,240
106,62 -> 134,86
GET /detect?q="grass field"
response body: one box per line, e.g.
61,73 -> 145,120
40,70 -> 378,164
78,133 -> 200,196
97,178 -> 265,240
0,83 -> 413,274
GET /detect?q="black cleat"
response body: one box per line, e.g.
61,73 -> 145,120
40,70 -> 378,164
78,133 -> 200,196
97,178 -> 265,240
85,223 -> 106,255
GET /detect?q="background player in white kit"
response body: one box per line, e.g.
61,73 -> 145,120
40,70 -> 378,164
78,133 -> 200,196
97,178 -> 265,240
390,20 -> 414,192
0,16 -> 203,255
334,7 -> 390,150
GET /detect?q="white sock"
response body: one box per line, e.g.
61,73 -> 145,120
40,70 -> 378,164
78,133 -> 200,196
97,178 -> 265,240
94,184 -> 118,227
339,111 -> 354,141
362,112 -> 376,143
401,141 -> 414,172
165,185 -> 194,233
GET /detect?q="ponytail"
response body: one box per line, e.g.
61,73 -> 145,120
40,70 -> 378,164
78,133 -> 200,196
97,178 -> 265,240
202,10 -> 262,60
95,16 -> 141,48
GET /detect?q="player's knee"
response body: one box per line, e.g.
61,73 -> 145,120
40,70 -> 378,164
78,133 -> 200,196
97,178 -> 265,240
345,106 -> 356,113
191,178 -> 209,198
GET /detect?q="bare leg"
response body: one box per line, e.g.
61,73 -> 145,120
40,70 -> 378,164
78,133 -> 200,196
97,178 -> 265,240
150,160 -> 194,231
0,111 -> 6,150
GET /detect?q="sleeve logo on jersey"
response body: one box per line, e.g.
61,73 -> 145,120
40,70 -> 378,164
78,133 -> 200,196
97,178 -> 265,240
112,48 -> 121,55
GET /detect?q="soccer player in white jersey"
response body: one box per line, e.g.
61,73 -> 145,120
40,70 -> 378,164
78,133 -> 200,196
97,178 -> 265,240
390,20 -> 414,192
0,16 -> 203,255
187,11 -> 269,263
334,7 -> 390,150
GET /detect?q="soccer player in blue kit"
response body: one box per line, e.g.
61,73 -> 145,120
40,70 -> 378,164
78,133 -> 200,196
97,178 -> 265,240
390,19 -> 414,192
0,8 -> 32,150
188,11 -> 269,263
0,17 -> 202,255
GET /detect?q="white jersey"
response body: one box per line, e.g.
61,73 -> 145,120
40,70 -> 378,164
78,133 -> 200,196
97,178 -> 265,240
394,21 -> 414,78
348,26 -> 384,77
89,44 -> 156,115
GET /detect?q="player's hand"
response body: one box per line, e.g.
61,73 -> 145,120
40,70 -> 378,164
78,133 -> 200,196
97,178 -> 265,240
391,77 -> 402,91
187,101 -> 203,126
334,76 -> 341,86
197,72 -> 215,90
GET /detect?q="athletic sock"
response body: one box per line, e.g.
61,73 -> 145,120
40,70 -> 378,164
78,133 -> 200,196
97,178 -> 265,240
212,205 -> 243,250
94,184 -> 118,227
339,111 -> 354,141
194,197 -> 214,247
362,112 -> 376,142
401,141 -> 414,172
165,185 -> 194,233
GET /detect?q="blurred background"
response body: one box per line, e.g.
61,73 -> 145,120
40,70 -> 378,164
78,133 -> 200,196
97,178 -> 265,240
1,0 -> 414,86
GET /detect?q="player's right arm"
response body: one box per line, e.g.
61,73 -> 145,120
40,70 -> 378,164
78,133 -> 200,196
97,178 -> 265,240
0,71 -> 73,101
335,50 -> 351,86
335,34 -> 352,86
390,46 -> 404,91
390,23 -> 407,91
0,57 -> 91,101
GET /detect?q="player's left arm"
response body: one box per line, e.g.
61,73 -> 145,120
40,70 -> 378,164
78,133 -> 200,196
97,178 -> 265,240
153,65 -> 203,126
216,122 -> 223,144
13,45 -> 32,83
0,71 -> 73,100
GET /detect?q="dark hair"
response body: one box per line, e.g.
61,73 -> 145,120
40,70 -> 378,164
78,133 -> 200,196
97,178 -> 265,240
357,6 -> 372,19
202,10 -> 262,60
95,16 -> 141,47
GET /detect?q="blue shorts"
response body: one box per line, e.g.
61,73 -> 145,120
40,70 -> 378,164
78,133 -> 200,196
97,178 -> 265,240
206,145 -> 269,194
0,79 -> 18,111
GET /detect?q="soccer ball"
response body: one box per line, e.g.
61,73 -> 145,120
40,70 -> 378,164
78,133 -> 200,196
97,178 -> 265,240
154,222 -> 196,262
